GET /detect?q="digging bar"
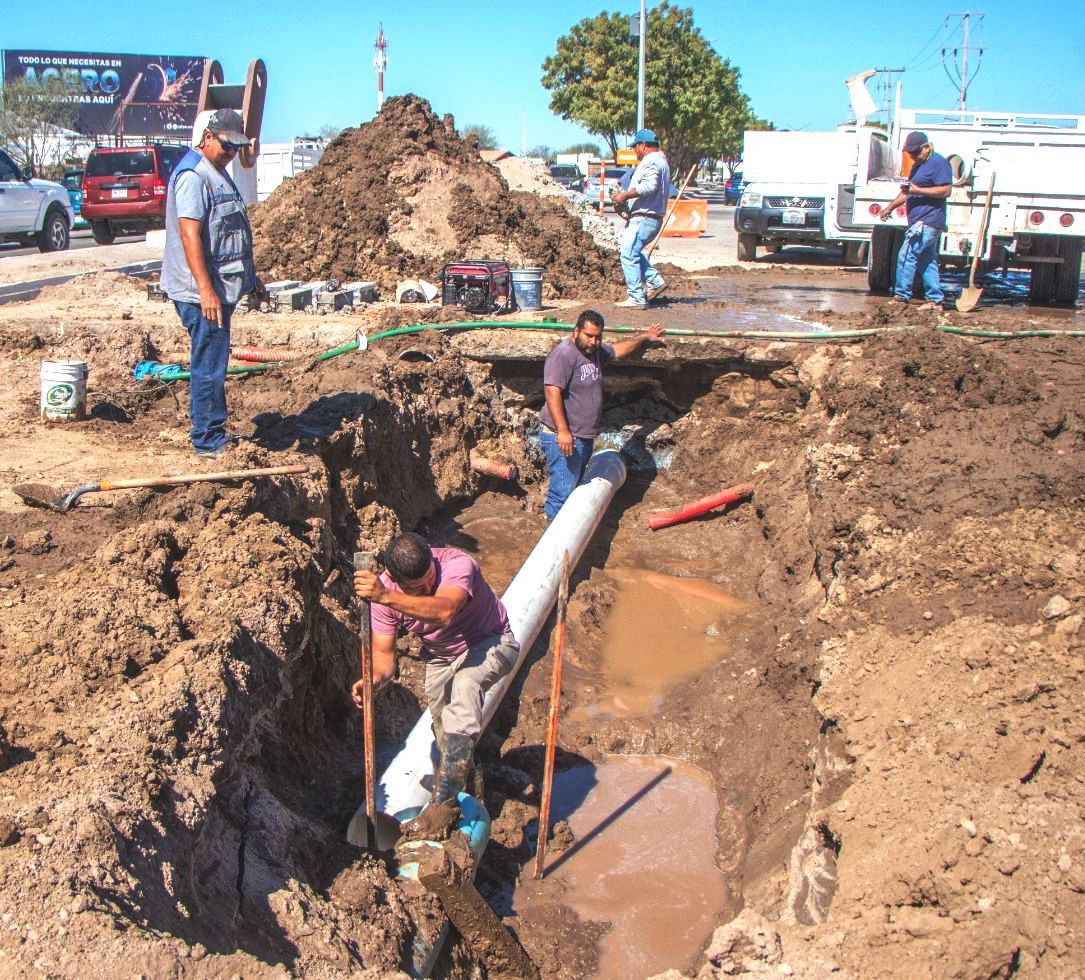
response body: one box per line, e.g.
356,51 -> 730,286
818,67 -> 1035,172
13,464 -> 309,513
347,551 -> 378,849
956,172 -> 996,313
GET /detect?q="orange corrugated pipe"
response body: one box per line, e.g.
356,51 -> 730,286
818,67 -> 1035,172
230,345 -> 306,363
648,483 -> 754,530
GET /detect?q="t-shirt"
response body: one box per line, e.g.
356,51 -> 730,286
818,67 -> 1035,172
906,152 -> 953,231
628,149 -> 671,218
539,337 -> 616,439
369,547 -> 510,660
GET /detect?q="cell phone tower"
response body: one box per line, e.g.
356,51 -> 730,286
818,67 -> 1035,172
374,24 -> 388,112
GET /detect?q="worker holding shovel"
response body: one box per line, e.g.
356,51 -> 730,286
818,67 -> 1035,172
352,533 -> 518,838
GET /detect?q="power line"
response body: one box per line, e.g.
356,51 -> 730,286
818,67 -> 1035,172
941,11 -> 985,109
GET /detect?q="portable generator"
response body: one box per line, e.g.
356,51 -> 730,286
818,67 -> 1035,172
441,260 -> 513,314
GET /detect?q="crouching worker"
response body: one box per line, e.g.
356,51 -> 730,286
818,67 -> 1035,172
352,532 -> 519,838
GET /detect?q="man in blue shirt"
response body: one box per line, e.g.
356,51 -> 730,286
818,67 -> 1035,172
878,130 -> 953,309
612,129 -> 671,309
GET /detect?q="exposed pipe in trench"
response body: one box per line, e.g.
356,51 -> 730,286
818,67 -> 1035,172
369,451 -> 628,976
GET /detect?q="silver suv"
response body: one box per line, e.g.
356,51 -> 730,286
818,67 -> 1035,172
0,149 -> 74,252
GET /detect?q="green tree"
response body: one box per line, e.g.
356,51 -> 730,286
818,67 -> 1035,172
542,3 -> 765,179
0,76 -> 80,177
527,144 -> 556,162
563,141 -> 602,156
461,124 -> 497,150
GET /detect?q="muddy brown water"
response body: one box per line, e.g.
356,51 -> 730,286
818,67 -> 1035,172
513,755 -> 727,980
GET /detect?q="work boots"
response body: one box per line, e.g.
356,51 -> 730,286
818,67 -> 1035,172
401,732 -> 474,841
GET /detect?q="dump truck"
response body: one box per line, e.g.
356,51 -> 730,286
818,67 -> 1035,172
855,107 -> 1085,305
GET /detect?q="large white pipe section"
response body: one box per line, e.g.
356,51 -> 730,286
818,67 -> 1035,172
375,451 -> 628,819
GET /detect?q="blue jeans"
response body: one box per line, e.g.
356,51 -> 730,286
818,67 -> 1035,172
894,222 -> 944,303
541,429 -> 594,521
620,215 -> 665,304
174,300 -> 234,454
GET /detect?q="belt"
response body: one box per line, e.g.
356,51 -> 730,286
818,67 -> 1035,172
631,212 -> 662,220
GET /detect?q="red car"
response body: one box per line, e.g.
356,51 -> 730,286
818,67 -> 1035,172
80,143 -> 188,244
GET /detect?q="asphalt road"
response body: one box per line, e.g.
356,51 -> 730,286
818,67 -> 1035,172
0,228 -> 145,258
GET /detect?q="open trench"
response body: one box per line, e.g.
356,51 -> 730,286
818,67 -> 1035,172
0,325 -> 868,976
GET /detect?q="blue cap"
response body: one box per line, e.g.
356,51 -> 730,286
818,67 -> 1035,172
630,129 -> 659,147
903,130 -> 928,153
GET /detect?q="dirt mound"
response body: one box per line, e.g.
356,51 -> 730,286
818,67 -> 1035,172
34,271 -> 148,304
251,95 -> 622,300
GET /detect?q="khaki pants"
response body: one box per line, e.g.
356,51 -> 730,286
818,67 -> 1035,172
424,631 -> 520,741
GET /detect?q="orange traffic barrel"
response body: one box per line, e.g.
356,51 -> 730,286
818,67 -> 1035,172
661,199 -> 708,238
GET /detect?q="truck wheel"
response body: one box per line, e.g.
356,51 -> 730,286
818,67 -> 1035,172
868,226 -> 902,293
1028,237 -> 1058,304
1053,237 -> 1083,306
737,233 -> 758,261
35,208 -> 70,252
91,221 -> 116,245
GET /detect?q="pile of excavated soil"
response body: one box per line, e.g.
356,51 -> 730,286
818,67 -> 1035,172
251,95 -> 622,300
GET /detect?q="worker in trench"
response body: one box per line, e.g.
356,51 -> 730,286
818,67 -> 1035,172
352,532 -> 518,837
540,310 -> 664,521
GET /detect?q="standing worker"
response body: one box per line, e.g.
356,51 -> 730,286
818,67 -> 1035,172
352,533 -> 519,836
611,129 -> 671,309
878,130 -> 953,310
160,108 -> 267,460
539,310 -> 663,521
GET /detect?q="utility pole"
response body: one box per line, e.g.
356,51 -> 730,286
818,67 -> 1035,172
943,11 -> 985,110
873,67 -> 905,129
373,24 -> 388,113
636,0 -> 646,132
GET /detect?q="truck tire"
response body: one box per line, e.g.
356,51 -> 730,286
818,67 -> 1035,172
737,233 -> 758,261
868,226 -> 902,293
1028,236 -> 1058,304
91,221 -> 116,245
35,208 -> 70,253
1053,237 -> 1083,306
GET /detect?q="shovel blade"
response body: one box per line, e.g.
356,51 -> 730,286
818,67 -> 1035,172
12,483 -> 64,512
956,286 -> 983,313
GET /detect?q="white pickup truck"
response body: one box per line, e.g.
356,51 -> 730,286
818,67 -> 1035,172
855,108 -> 1085,305
0,148 -> 74,252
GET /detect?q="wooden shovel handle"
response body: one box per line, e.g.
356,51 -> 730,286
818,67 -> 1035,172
355,552 -> 378,839
97,464 -> 308,492
968,173 -> 997,283
645,163 -> 699,258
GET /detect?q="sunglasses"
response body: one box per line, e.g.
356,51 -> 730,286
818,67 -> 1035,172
210,131 -> 243,152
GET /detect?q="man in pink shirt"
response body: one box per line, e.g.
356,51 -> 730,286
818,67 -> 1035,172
353,533 -> 519,834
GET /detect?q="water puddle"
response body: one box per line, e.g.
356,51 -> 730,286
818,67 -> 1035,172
512,754 -> 728,979
439,507 -> 540,595
580,567 -> 752,719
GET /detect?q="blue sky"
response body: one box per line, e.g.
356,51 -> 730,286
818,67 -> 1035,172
6,0 -> 1083,151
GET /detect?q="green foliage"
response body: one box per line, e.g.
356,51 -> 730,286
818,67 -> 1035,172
461,124 -> 497,150
563,141 -> 602,156
527,144 -> 556,163
0,77 -> 80,176
542,3 -> 766,177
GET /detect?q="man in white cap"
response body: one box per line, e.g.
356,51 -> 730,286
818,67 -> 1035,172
161,108 -> 266,459
611,129 -> 671,309
878,130 -> 952,310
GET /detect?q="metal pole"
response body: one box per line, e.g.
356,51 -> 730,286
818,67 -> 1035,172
636,0 -> 646,131
960,12 -> 969,110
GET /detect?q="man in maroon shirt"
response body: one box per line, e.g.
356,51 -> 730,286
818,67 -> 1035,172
353,532 -> 518,834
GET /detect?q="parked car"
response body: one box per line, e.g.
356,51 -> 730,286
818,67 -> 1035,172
548,163 -> 584,192
583,167 -> 632,208
62,169 -> 88,229
724,172 -> 745,205
0,148 -> 73,252
81,143 -> 189,244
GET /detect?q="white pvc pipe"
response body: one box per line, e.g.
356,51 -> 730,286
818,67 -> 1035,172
375,450 -> 628,819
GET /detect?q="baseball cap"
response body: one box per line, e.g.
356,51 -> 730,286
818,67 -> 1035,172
903,131 -> 929,153
629,128 -> 659,147
207,109 -> 251,147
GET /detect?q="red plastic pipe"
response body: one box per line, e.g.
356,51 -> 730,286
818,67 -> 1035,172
230,345 -> 306,363
470,453 -> 518,482
648,483 -> 754,531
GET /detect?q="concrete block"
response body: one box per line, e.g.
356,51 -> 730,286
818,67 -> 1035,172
341,281 -> 378,304
265,280 -> 301,295
315,289 -> 351,311
146,281 -> 169,302
274,284 -> 316,310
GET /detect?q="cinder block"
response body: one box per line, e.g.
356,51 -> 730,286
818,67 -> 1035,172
315,289 -> 351,310
341,281 -> 378,304
265,280 -> 301,295
274,284 -> 316,310
146,281 -> 169,302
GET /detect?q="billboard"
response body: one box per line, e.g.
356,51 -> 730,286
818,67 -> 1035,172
2,49 -> 206,138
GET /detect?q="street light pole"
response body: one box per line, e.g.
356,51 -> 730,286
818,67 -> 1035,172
636,0 -> 646,131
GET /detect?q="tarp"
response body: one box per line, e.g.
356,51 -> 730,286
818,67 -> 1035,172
2,49 -> 205,138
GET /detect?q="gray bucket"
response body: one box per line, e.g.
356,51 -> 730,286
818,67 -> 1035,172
510,267 -> 544,311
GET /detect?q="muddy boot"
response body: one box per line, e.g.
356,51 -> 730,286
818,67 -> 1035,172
401,733 -> 474,841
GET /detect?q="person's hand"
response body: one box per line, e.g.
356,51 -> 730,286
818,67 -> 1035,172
350,678 -> 366,710
199,284 -> 222,326
354,569 -> 387,603
878,206 -> 893,222
557,429 -> 574,456
645,323 -> 665,343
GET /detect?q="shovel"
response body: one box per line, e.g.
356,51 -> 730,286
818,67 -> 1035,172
13,464 -> 309,513
347,551 -> 379,849
956,172 -> 996,313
